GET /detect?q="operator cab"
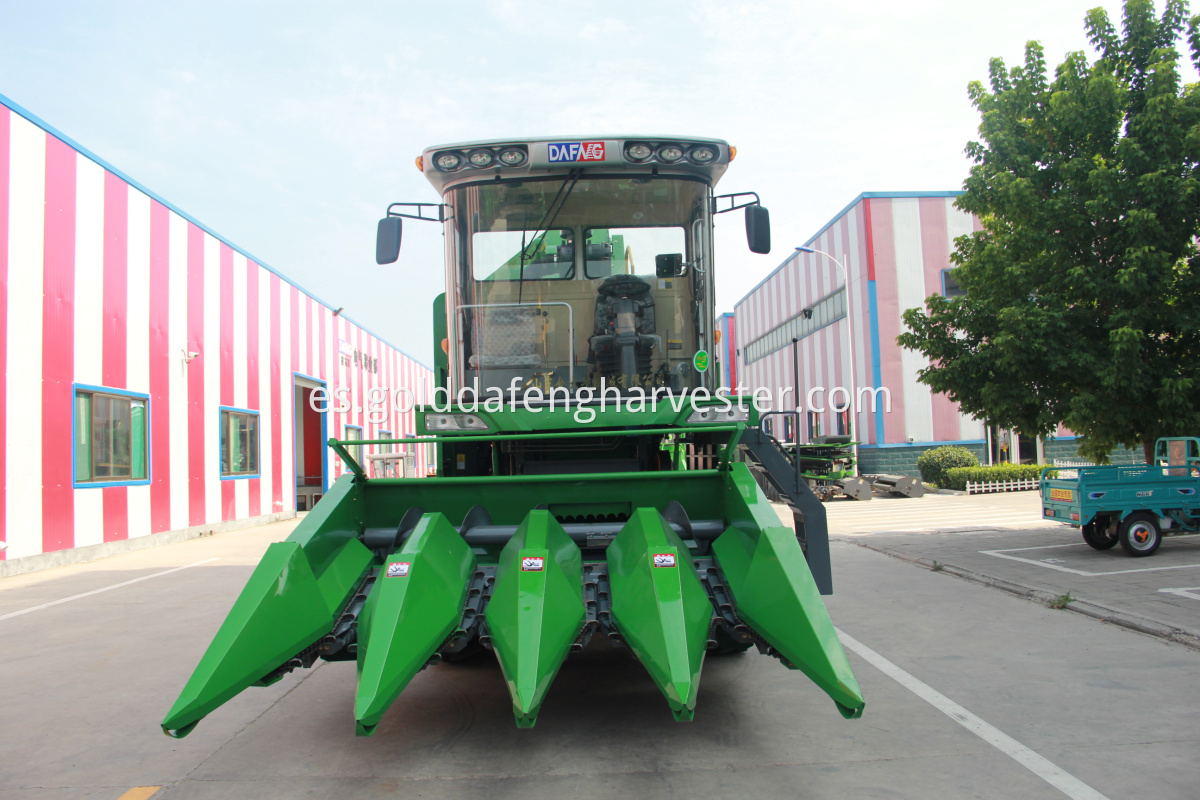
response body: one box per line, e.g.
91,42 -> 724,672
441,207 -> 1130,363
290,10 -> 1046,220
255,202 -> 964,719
377,137 -> 770,398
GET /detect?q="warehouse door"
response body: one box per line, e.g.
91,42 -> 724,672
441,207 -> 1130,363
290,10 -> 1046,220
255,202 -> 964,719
294,376 -> 327,511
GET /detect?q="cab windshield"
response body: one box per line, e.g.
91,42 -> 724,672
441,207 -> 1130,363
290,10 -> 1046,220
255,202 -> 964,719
445,176 -> 713,396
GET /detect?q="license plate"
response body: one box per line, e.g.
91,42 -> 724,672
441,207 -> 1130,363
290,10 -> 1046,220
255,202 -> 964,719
1050,488 -> 1073,502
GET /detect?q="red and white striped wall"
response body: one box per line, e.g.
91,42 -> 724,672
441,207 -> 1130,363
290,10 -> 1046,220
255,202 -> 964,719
716,312 -> 736,390
1,94 -> 433,568
733,192 -> 984,448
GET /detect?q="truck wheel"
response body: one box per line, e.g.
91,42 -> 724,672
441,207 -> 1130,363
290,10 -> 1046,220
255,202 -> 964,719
1081,519 -> 1118,550
1118,513 -> 1162,557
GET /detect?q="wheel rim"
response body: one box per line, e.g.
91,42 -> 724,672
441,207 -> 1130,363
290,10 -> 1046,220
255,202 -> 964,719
1127,522 -> 1156,550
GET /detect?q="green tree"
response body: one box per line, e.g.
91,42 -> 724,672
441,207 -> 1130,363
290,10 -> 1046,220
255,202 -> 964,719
899,0 -> 1200,463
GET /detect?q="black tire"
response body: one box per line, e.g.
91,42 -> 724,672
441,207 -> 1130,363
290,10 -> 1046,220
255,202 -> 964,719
1118,512 -> 1162,557
1081,518 -> 1118,550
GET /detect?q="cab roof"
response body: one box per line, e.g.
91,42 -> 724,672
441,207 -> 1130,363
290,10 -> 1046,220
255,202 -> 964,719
419,135 -> 733,193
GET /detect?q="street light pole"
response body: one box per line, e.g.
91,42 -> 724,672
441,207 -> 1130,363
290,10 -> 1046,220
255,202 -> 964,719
794,246 -> 858,474
792,336 -> 801,495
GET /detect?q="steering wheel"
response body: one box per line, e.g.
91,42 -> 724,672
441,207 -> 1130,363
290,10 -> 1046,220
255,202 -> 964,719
598,274 -> 651,298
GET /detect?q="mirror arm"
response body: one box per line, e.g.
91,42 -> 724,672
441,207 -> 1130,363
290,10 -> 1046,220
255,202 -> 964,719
385,202 -> 449,223
711,192 -> 762,214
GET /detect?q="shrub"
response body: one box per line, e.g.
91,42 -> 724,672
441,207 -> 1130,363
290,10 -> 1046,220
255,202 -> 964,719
943,464 -> 1057,491
917,446 -> 979,487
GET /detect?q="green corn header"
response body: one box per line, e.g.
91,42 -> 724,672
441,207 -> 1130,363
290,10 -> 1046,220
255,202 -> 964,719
162,136 -> 864,737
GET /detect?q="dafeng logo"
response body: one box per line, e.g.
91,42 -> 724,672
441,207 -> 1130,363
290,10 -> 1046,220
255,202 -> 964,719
548,141 -> 605,163
308,377 -> 892,426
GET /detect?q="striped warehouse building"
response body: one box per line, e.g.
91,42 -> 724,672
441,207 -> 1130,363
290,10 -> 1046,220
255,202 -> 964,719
0,93 -> 433,576
733,192 -> 988,476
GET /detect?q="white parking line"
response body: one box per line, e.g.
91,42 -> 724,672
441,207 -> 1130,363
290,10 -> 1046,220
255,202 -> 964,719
835,522 -> 1059,536
0,558 -> 218,622
981,545 -> 1200,576
1158,587 -> 1200,601
827,508 -> 1040,517
827,508 -> 1038,517
837,628 -> 1109,800
827,510 -> 1050,522
834,520 -> 1050,532
839,528 -> 1059,537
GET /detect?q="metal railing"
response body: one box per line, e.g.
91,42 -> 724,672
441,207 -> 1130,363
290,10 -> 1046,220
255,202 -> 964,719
966,478 -> 1041,495
1052,458 -> 1094,479
328,423 -> 745,482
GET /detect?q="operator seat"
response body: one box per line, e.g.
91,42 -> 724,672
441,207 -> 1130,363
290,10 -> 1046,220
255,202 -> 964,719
587,274 -> 658,383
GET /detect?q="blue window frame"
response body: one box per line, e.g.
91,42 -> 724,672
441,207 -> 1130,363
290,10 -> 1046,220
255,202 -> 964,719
219,406 -> 260,479
942,268 -> 964,298
73,384 -> 151,487
807,411 -> 821,441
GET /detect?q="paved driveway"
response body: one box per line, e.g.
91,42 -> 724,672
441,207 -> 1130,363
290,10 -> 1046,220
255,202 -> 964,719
814,491 -> 1200,643
2,505 -> 1198,799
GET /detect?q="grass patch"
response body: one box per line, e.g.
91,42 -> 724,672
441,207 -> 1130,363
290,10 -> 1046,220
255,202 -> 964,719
1048,591 -> 1076,609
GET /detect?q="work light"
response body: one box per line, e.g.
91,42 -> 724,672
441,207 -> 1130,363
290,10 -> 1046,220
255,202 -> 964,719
468,149 -> 495,168
425,413 -> 489,431
498,147 -> 526,166
686,407 -> 750,423
625,143 -> 653,161
658,145 -> 684,163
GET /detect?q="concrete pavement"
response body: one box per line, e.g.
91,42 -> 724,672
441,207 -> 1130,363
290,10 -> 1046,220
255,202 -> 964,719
818,491 -> 1200,645
1,505 -> 1197,799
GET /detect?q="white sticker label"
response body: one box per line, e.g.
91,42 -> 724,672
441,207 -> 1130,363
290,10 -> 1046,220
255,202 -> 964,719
521,556 -> 545,572
652,553 -> 676,568
387,562 -> 411,577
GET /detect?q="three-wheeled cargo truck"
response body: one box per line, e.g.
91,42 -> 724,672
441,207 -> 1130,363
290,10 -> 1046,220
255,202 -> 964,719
1040,436 -> 1200,557
162,136 -> 865,738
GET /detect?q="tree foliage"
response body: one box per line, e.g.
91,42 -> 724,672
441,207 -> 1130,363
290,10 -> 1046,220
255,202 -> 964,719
898,0 -> 1200,462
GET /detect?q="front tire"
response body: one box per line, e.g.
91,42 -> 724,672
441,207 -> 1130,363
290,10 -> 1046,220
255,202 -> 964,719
1118,513 -> 1162,557
1082,518 -> 1118,550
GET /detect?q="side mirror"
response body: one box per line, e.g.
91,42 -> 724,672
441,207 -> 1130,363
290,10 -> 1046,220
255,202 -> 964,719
376,217 -> 403,264
745,205 -> 771,254
655,253 -> 684,277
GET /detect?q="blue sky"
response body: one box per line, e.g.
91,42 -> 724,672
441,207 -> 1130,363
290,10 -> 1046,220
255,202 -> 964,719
1,0 -> 1191,362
